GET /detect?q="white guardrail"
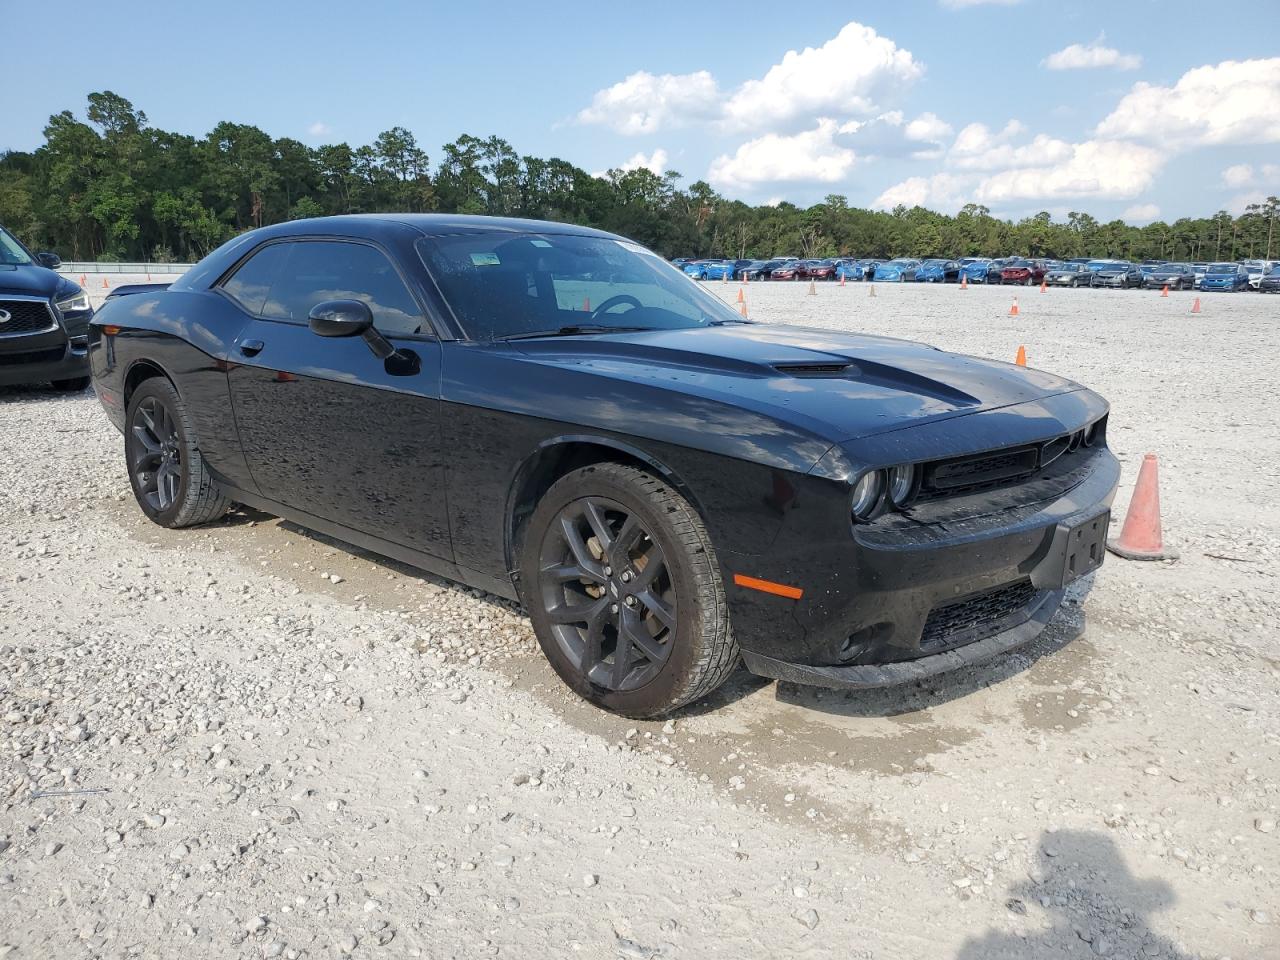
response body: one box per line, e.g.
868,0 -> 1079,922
57,262 -> 195,275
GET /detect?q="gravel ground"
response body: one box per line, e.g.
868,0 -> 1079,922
1,277 -> 1277,959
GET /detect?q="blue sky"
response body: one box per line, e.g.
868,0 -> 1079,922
4,0 -> 1278,223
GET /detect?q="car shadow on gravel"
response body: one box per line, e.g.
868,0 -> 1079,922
955,829 -> 1200,960
0,384 -> 90,403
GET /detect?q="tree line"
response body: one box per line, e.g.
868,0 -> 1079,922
1,92 -> 1276,265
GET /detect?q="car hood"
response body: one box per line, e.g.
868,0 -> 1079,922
511,324 -> 1082,443
0,263 -> 60,298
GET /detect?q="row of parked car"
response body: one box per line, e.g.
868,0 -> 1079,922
674,255 -> 1280,292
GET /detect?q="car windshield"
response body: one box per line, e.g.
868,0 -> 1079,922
1087,260 -> 1125,270
1206,263 -> 1236,274
416,232 -> 745,340
1006,260 -> 1032,268
0,226 -> 35,266
1054,264 -> 1081,272
922,259 -> 947,267
1162,263 -> 1189,271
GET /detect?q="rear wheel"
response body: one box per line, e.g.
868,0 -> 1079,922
125,377 -> 229,528
521,463 -> 737,718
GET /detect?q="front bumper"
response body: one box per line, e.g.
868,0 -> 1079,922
0,328 -> 87,387
1091,276 -> 1128,287
725,432 -> 1119,689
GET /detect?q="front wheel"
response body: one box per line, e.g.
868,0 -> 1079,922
125,377 -> 230,528
521,462 -> 738,718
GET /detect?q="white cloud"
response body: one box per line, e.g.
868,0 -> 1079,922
974,140 -> 1165,203
949,121 -> 1073,171
307,122 -> 331,137
1222,164 -> 1254,188
1220,162 -> 1280,189
1044,38 -> 1142,71
1122,203 -> 1161,222
1096,58 -> 1280,147
575,70 -> 719,134
904,112 -> 953,143
709,120 -> 857,190
594,148 -> 670,178
872,173 -> 971,211
720,22 -> 923,131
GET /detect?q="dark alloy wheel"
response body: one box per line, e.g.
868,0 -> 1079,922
124,377 -> 229,528
521,462 -> 738,717
538,496 -> 676,692
129,394 -> 184,513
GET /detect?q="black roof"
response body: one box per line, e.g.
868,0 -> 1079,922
262,213 -> 624,241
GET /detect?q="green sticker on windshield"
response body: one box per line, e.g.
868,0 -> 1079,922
470,252 -> 501,266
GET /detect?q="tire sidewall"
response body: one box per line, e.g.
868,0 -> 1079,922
125,378 -> 193,526
520,466 -> 716,716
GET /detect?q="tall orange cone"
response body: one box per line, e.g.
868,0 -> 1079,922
742,269 -> 749,284
840,273 -> 846,287
739,300 -> 748,318
960,275 -> 968,290
1015,345 -> 1027,366
79,274 -> 87,286
721,270 -> 727,284
1191,297 -> 1201,314
582,296 -> 590,311
102,277 -> 109,290
807,279 -> 817,296
736,288 -> 745,304
1107,454 -> 1177,561
1009,297 -> 1019,317
868,283 -> 877,298
1160,284 -> 1169,298
1039,279 -> 1047,293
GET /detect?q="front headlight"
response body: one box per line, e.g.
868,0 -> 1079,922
887,464 -> 917,507
55,286 -> 91,314
851,471 -> 883,521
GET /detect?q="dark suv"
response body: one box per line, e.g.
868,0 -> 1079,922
0,224 -> 93,391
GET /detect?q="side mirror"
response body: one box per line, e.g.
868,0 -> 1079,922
37,252 -> 62,269
308,299 -> 373,338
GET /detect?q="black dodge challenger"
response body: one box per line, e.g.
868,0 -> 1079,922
89,215 -> 1118,717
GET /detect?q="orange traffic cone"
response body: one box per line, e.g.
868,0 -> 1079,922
1107,454 -> 1177,561
807,279 -> 817,296
839,273 -> 846,287
868,284 -> 877,298
736,288 -> 745,304
1039,279 -> 1047,293
739,300 -> 748,318
102,277 -> 109,289
721,270 -> 727,284
79,274 -> 87,286
1009,297 -> 1019,317
960,276 -> 968,290
742,270 -> 749,284
582,296 -> 590,312
1160,284 -> 1169,297
1191,297 -> 1201,314
1015,345 -> 1027,366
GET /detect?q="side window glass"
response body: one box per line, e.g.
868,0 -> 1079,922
262,241 -> 426,336
221,243 -> 291,314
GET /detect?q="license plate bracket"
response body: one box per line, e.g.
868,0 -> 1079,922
1043,511 -> 1110,590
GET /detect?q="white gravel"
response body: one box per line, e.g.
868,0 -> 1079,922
0,278 -> 1277,958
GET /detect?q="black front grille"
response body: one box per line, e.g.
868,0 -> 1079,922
0,299 -> 56,335
921,579 -> 1039,650
0,347 -> 64,366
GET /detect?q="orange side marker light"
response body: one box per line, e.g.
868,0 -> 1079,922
732,573 -> 803,600
101,325 -> 122,336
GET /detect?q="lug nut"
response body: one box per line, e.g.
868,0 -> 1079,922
610,603 -> 619,614
624,596 -> 638,609
603,566 -> 612,577
620,571 -> 632,582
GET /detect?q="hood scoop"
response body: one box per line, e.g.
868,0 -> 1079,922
773,362 -> 851,377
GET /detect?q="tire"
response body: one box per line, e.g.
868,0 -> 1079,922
124,377 -> 229,528
520,462 -> 737,718
50,376 -> 91,392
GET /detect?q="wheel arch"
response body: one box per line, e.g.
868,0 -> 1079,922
504,436 -> 705,578
123,357 -> 177,408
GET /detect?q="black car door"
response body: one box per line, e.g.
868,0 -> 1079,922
222,237 -> 451,560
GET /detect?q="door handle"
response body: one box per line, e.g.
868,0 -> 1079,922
239,339 -> 265,357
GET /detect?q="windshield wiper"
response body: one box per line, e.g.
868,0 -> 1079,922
496,324 -> 658,341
